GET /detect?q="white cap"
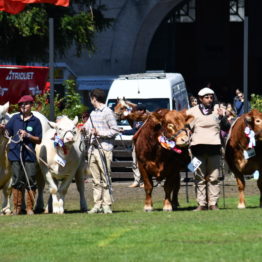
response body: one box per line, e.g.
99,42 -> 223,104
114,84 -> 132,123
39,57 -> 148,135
198,87 -> 215,97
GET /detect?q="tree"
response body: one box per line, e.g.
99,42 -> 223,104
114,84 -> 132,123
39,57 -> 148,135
0,1 -> 113,64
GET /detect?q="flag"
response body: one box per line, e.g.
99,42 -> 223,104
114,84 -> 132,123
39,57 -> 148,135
11,0 -> 70,7
0,0 -> 25,14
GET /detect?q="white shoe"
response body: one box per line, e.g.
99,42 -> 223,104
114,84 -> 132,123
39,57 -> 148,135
88,206 -> 102,214
102,206 -> 113,214
128,182 -> 139,188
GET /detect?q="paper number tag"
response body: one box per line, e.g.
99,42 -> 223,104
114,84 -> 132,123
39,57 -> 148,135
187,157 -> 202,172
243,148 -> 256,160
55,154 -> 66,167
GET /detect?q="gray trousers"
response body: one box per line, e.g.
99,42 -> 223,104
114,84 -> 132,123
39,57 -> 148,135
194,154 -> 221,207
11,161 -> 37,190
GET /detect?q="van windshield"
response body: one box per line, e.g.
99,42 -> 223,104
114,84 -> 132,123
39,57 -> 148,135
107,98 -> 170,126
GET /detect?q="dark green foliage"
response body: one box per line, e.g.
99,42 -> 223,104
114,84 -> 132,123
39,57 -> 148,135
0,1 -> 113,64
251,94 -> 262,112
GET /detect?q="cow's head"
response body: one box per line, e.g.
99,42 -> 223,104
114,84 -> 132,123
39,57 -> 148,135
0,102 -> 9,125
114,98 -> 137,120
49,116 -> 79,145
245,109 -> 262,141
153,109 -> 194,147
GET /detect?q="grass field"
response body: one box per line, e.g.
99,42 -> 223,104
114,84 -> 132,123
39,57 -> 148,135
0,181 -> 262,262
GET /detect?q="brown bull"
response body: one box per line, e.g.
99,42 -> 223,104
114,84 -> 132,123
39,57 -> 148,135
133,109 -> 194,211
225,109 -> 262,208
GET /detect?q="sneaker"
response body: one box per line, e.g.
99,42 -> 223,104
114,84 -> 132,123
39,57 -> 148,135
102,206 -> 113,214
88,206 -> 102,214
209,205 -> 219,210
193,206 -> 207,211
128,182 -> 139,188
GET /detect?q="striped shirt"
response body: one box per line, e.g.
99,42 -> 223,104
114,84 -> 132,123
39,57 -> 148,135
84,105 -> 119,151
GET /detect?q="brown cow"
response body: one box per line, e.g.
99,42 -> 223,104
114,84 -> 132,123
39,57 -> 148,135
225,109 -> 262,208
134,109 -> 194,211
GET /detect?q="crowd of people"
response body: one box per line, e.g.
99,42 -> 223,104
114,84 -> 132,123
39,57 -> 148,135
0,87 -> 251,215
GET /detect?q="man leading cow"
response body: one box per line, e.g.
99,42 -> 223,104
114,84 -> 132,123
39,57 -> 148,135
83,88 -> 119,214
0,95 -> 42,215
187,87 -> 230,211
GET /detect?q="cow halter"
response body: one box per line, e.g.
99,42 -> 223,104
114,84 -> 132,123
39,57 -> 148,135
52,130 -> 77,155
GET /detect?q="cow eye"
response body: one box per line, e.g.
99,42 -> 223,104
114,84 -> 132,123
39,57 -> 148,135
255,119 -> 262,125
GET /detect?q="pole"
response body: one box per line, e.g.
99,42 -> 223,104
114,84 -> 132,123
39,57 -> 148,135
49,18 -> 55,121
243,16 -> 249,113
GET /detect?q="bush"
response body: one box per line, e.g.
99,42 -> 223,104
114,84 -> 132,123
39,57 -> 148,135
250,94 -> 262,112
9,80 -> 87,121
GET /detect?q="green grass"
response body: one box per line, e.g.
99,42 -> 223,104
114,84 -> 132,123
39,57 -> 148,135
1,195 -> 262,262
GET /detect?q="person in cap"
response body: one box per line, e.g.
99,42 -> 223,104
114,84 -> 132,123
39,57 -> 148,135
120,103 -> 147,188
4,95 -> 42,215
186,87 -> 229,211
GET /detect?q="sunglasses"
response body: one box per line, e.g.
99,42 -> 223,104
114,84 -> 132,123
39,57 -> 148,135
18,102 -> 32,106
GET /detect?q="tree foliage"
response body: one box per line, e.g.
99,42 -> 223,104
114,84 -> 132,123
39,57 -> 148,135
0,1 -> 113,64
250,94 -> 262,112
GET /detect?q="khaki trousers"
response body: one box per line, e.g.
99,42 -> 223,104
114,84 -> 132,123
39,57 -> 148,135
132,145 -> 141,184
89,148 -> 113,208
194,154 -> 221,206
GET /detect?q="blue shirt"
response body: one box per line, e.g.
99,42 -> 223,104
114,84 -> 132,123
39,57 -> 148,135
6,113 -> 42,162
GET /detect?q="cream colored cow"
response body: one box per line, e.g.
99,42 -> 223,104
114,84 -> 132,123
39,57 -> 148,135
0,102 -> 11,215
36,116 -> 87,214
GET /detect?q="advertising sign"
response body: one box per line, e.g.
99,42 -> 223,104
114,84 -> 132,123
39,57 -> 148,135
0,65 -> 49,105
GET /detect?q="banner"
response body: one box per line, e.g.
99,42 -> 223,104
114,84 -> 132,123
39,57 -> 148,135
10,0 -> 69,7
0,65 -> 49,104
0,0 -> 25,14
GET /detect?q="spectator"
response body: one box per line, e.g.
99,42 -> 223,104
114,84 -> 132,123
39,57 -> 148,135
121,104 -> 147,188
186,87 -> 229,211
233,92 -> 250,116
189,96 -> 198,107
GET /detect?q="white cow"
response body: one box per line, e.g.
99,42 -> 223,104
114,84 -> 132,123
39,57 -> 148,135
0,102 -> 11,215
35,116 -> 88,214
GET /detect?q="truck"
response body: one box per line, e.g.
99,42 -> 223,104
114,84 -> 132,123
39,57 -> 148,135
105,72 -> 190,179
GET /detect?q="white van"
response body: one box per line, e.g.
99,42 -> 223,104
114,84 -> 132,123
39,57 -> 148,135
106,72 -> 189,132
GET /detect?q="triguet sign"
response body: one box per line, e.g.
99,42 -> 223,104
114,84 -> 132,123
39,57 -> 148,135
0,65 -> 49,105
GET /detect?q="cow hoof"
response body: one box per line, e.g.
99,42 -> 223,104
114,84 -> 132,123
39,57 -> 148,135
144,206 -> 153,212
237,203 -> 246,209
163,207 -> 173,212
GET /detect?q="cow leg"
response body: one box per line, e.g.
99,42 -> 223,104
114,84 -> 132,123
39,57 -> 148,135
143,175 -> 154,212
171,173 -> 181,210
45,172 -> 60,214
1,180 -> 12,215
75,168 -> 88,212
257,169 -> 262,208
235,175 -> 246,209
163,181 -> 173,211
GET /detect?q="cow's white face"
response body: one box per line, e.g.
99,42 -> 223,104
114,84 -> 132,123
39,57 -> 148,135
0,102 -> 9,125
49,116 -> 78,144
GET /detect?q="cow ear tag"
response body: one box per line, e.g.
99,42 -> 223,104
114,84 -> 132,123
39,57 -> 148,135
243,148 -> 256,160
187,157 -> 202,172
55,154 -> 66,167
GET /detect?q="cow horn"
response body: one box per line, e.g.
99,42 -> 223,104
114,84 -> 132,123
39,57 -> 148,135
73,116 -> 78,126
3,102 -> 9,114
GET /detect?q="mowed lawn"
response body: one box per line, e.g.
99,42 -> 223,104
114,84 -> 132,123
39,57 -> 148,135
1,182 -> 262,262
